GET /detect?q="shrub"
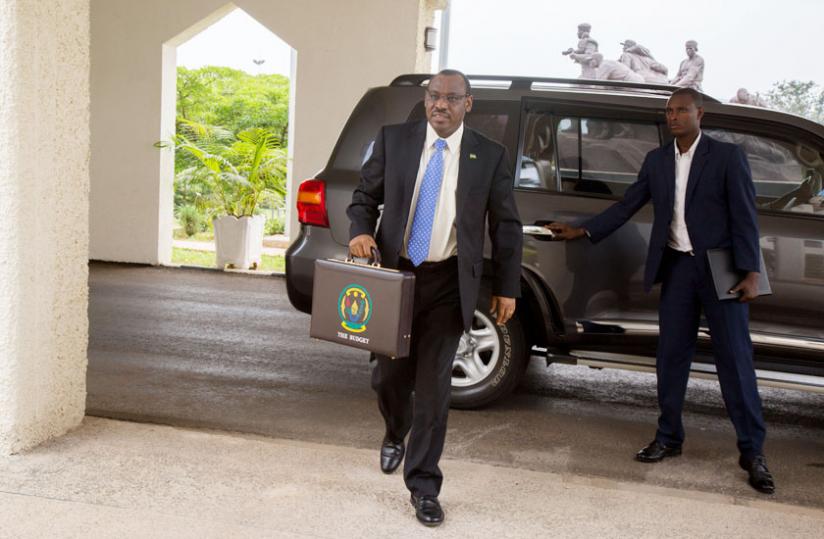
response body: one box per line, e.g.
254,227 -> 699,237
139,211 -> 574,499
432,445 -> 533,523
176,204 -> 203,237
265,214 -> 285,235
167,123 -> 287,220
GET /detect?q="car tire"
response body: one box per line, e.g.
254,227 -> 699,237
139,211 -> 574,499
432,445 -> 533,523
450,287 -> 528,409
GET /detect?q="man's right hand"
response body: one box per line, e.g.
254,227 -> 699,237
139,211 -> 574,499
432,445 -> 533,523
349,234 -> 377,258
545,222 -> 587,241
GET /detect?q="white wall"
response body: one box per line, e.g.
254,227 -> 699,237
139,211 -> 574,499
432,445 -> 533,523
91,0 -> 433,264
0,0 -> 90,454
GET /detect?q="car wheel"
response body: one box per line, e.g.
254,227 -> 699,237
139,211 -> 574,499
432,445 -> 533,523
450,292 -> 528,409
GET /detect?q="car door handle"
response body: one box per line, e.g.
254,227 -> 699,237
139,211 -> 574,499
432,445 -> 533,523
522,224 -> 556,240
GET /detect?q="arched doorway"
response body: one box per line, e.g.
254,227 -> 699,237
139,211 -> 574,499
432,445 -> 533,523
159,5 -> 296,270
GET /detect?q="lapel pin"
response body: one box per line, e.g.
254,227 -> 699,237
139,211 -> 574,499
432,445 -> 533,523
469,153 -> 477,160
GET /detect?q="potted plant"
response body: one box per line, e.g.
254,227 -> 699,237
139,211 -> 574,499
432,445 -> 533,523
169,121 -> 287,269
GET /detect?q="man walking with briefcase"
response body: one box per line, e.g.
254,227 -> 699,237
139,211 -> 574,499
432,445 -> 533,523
347,69 -> 522,527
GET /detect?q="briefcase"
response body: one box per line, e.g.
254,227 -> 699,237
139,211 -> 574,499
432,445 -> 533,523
310,255 -> 415,358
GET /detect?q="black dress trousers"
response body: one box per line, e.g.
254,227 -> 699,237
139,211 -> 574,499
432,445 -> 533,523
371,256 -> 464,497
655,248 -> 766,458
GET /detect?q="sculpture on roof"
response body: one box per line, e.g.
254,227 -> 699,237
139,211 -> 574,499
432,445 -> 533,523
670,40 -> 705,91
562,22 -> 599,79
730,88 -> 767,107
590,53 -> 645,83
619,39 -> 669,84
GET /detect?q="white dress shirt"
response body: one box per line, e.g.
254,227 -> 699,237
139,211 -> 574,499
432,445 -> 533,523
402,122 -> 463,262
668,131 -> 701,252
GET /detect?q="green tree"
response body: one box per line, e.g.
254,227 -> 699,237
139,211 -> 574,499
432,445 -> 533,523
176,66 -> 289,142
176,67 -> 219,122
766,80 -> 824,124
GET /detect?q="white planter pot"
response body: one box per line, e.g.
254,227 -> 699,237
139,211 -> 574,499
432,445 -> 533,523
213,215 -> 266,270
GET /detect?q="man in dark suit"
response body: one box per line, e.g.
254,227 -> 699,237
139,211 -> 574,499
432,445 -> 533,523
347,69 -> 522,526
549,88 -> 775,494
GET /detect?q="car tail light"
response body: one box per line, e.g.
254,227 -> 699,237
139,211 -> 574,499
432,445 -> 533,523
297,179 -> 330,228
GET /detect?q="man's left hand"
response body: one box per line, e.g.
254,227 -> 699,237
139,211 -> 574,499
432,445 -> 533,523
490,296 -> 516,326
730,272 -> 760,303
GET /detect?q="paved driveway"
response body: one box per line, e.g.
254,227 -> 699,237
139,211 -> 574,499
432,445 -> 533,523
87,262 -> 824,510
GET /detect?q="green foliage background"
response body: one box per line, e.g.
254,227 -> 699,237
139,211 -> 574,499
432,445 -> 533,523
766,80 -> 824,125
177,66 -> 290,155
172,66 -> 290,227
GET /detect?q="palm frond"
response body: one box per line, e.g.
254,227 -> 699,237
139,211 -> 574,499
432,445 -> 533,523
164,125 -> 286,217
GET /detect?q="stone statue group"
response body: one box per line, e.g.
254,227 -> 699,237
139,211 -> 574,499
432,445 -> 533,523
562,23 -> 766,107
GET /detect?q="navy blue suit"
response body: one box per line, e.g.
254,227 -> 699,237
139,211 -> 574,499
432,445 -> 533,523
584,134 -> 766,459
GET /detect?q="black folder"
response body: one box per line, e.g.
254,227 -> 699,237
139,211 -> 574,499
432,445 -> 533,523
706,248 -> 772,301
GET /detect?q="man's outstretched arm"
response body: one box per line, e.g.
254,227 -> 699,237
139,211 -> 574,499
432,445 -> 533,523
549,153 -> 654,242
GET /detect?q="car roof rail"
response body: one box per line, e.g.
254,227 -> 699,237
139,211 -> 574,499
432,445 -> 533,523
389,74 -> 720,104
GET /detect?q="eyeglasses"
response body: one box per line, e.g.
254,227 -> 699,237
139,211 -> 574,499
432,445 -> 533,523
425,91 -> 470,105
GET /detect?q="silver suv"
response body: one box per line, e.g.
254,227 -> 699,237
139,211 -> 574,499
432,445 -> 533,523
286,74 -> 824,408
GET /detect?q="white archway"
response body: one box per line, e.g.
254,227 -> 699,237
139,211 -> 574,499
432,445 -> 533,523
158,3 -> 297,265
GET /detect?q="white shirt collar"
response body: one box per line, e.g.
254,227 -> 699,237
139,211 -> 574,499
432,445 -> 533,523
425,122 -> 464,153
675,131 -> 702,158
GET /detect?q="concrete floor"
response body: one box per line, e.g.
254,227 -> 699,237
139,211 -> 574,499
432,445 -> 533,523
57,262 -> 823,533
1,417 -> 823,538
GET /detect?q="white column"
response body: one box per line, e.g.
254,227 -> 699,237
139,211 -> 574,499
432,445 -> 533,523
414,0 -> 449,73
0,0 -> 90,454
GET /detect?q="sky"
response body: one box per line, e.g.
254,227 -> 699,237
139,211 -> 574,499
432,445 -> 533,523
446,0 -> 823,100
176,9 -> 291,77
176,2 -> 820,102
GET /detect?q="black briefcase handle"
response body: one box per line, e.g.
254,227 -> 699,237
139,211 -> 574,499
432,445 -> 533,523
346,246 -> 382,267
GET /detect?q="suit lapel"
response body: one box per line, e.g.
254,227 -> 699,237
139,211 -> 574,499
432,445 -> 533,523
456,127 -> 481,222
662,141 -> 676,214
684,134 -> 710,212
401,121 -> 427,217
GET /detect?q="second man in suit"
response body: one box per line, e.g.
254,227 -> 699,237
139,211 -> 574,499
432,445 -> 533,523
347,69 -> 523,526
549,87 -> 775,495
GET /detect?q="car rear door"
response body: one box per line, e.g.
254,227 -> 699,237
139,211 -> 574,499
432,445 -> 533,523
514,98 -> 664,352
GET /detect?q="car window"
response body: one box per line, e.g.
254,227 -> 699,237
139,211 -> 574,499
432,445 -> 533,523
555,117 -> 660,198
517,111 -> 557,190
703,128 -> 824,216
329,88 -> 425,173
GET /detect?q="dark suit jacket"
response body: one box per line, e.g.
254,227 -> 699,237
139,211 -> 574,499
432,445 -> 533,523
347,120 -> 523,330
583,134 -> 760,291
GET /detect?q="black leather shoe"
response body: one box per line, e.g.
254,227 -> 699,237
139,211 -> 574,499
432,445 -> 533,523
380,437 -> 404,474
635,440 -> 682,463
410,494 -> 444,527
739,454 -> 775,494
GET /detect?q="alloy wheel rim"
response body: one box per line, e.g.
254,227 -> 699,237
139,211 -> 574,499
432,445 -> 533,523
452,310 -> 501,388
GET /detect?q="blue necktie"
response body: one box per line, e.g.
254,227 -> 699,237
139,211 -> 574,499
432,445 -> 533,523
407,139 -> 447,266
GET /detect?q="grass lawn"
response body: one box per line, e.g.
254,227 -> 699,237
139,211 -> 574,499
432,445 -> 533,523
173,229 -> 215,241
172,247 -> 285,273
